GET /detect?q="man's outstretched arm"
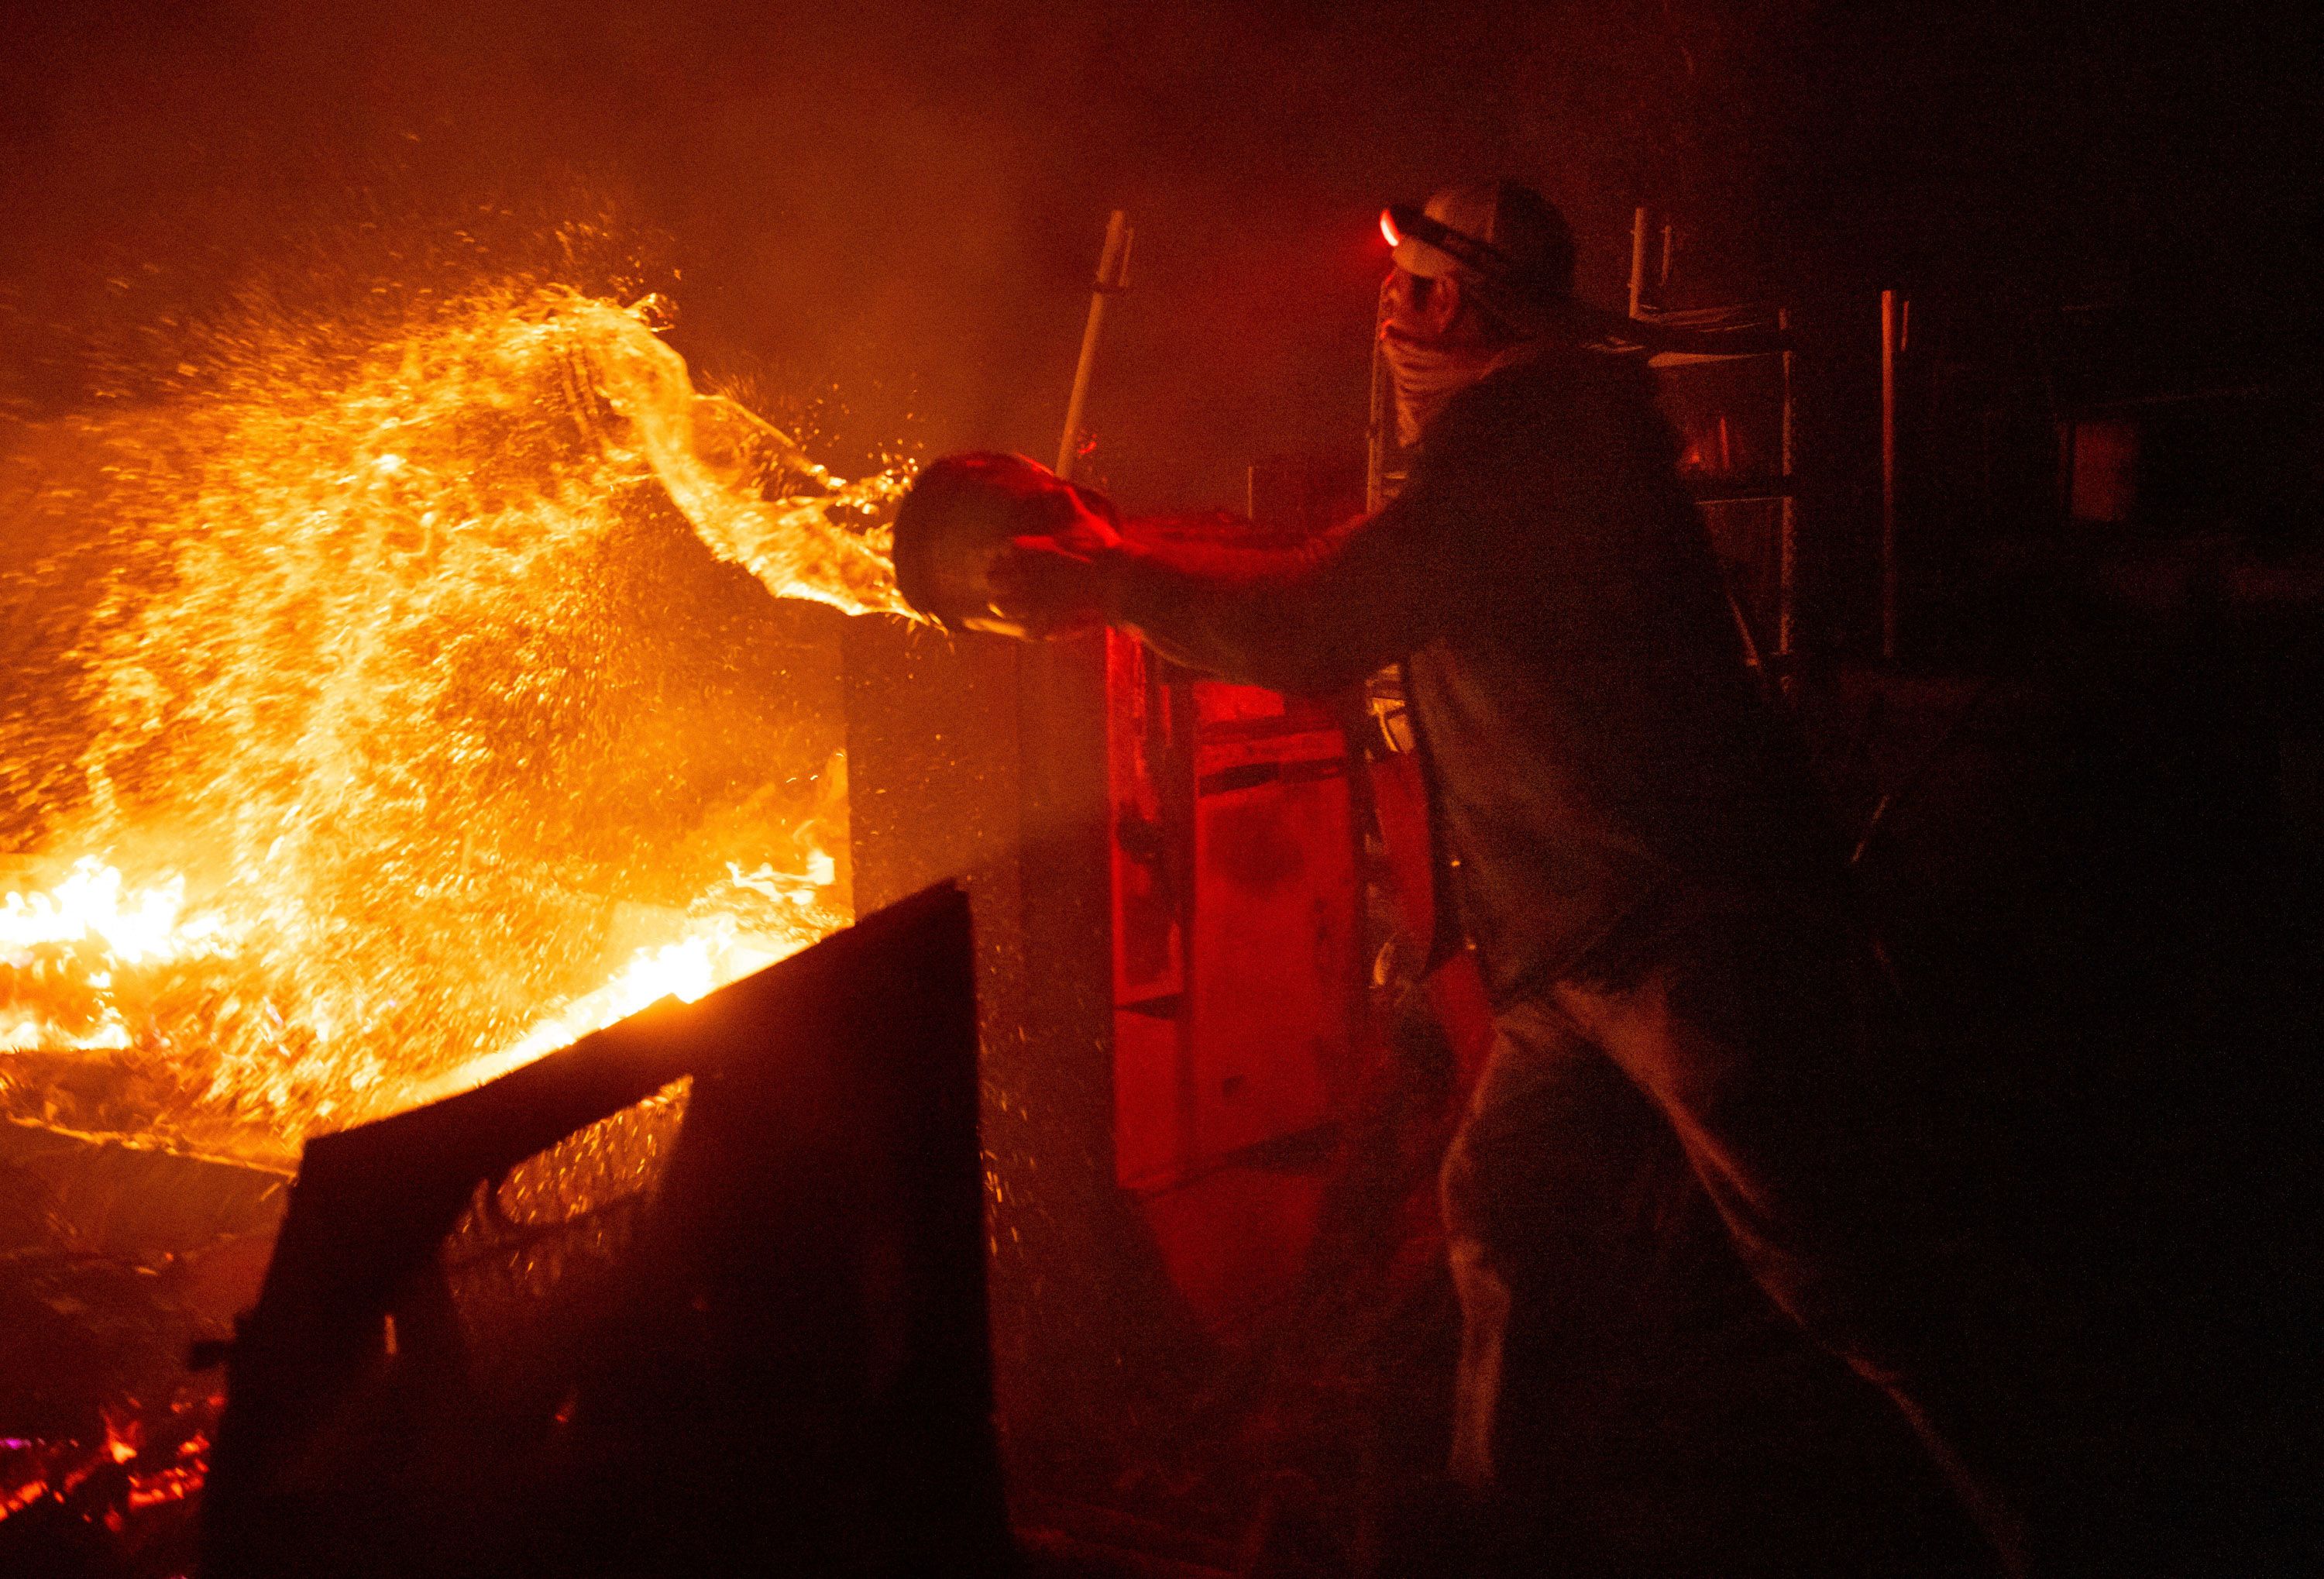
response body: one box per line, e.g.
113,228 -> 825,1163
993,467 -> 1469,694
1093,499 -> 1457,693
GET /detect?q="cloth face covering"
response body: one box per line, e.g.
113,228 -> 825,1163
1381,325 -> 1534,447
1380,274 -> 1544,445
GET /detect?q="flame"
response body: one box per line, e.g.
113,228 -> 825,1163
2,281 -> 908,1158
412,865 -> 825,1103
0,860 -> 211,968
1,859 -> 245,1052
100,1412 -> 141,1467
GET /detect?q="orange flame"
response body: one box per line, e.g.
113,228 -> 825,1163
2,286 -> 908,1157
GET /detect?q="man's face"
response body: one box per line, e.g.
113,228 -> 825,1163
1382,267 -> 1427,333
1382,267 -> 1458,341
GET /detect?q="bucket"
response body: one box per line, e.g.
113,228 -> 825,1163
890,452 -> 1113,636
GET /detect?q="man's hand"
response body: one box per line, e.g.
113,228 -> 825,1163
985,485 -> 1126,638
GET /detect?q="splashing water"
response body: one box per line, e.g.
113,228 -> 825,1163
0,285 -> 914,1160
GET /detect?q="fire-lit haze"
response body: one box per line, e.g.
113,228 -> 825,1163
2,278 -> 912,1161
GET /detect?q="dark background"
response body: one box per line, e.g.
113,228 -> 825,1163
2,0 -> 2314,515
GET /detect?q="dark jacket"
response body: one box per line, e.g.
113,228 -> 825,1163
1104,342 -> 1843,1003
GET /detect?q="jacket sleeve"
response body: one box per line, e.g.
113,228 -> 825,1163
1097,436 -> 1482,694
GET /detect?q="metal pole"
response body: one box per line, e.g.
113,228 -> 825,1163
1880,288 -> 1898,662
1057,210 -> 1133,481
1779,305 -> 1797,663
1365,290 -> 1393,513
1628,205 -> 1649,319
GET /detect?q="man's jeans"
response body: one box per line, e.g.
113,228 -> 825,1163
1439,895 -> 2034,1574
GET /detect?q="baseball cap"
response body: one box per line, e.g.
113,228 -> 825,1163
1386,181 -> 1576,299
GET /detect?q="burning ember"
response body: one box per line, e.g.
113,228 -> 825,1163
2,280 -> 915,1161
1,1392 -> 218,1527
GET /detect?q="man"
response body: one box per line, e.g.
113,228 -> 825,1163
958,181 -> 2026,1571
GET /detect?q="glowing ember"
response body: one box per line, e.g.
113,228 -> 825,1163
0,1391 -> 220,1539
1,282 -> 912,1158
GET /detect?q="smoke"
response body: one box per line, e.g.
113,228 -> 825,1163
2,0 -> 2306,502
0,0 -> 1755,509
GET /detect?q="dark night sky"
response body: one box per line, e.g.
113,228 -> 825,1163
1,0 -> 2312,509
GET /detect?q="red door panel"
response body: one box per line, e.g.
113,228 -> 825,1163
1186,729 -> 1359,1165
